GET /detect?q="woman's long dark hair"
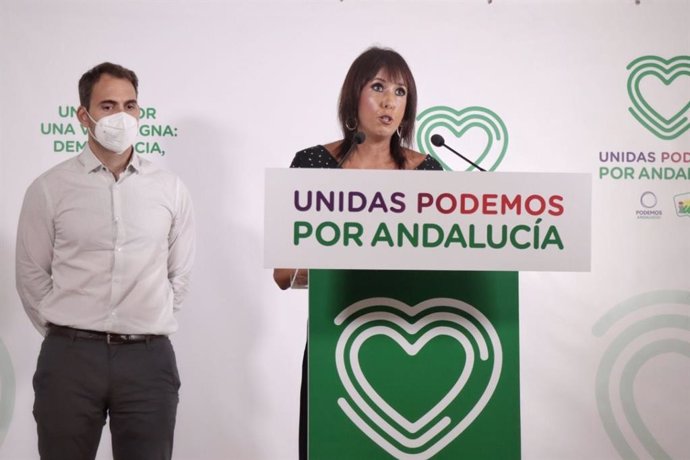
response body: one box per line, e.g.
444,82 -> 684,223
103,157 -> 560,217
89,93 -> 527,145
336,47 -> 417,169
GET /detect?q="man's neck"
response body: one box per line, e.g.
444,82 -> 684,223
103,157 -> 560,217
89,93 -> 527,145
88,138 -> 132,180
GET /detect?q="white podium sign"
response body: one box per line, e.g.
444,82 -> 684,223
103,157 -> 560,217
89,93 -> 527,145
264,169 -> 591,271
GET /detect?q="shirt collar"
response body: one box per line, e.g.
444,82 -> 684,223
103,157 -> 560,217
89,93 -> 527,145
77,145 -> 103,173
77,144 -> 145,174
127,150 -> 144,173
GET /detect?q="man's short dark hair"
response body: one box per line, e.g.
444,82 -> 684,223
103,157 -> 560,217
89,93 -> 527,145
78,62 -> 138,109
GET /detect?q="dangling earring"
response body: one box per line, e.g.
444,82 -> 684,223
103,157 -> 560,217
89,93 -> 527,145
396,125 -> 403,138
345,117 -> 358,131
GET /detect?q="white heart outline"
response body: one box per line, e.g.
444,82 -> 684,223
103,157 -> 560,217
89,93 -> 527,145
349,319 -> 476,437
333,297 -> 502,459
336,313 -> 487,449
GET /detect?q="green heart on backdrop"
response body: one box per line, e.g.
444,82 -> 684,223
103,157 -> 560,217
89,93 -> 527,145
627,55 -> 690,140
416,105 -> 508,172
593,290 -> 690,460
0,338 -> 16,448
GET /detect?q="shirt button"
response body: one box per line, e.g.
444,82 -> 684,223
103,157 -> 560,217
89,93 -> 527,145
115,247 -> 122,252
114,217 -> 120,222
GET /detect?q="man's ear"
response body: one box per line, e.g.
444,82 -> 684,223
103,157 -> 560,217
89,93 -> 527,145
76,106 -> 90,127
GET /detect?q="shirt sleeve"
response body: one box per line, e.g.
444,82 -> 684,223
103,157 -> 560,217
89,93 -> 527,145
168,178 -> 196,312
15,178 -> 54,335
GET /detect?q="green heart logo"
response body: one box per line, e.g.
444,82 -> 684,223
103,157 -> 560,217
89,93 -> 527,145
416,105 -> 508,172
334,297 -> 502,458
0,338 -> 16,448
593,290 -> 690,460
627,56 -> 690,140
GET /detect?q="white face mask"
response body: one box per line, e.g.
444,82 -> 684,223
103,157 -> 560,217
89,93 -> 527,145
86,111 -> 138,154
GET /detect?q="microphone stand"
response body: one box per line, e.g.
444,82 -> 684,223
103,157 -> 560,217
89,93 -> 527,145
431,134 -> 486,172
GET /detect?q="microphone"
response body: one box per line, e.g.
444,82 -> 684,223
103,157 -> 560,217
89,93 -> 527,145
430,134 -> 486,172
337,131 -> 366,167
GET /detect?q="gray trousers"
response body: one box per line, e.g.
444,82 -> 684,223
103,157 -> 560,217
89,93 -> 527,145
33,332 -> 180,460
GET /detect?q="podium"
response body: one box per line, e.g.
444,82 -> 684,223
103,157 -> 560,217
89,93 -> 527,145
265,168 -> 591,459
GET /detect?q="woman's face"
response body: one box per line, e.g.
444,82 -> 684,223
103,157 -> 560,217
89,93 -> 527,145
357,69 -> 408,142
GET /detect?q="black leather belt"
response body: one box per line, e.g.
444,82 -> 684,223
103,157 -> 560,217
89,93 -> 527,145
47,324 -> 164,344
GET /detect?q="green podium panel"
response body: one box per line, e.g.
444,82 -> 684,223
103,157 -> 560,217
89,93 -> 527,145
309,269 -> 520,460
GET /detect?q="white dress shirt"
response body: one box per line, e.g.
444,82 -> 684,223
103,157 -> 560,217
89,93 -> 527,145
16,146 -> 195,336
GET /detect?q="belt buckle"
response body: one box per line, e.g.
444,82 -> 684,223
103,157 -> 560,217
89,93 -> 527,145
106,333 -> 125,344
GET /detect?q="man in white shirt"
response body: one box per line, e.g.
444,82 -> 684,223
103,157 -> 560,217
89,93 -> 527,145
16,62 -> 195,460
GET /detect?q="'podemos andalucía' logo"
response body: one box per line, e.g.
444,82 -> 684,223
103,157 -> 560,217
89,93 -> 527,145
627,56 -> 690,140
416,106 -> 509,172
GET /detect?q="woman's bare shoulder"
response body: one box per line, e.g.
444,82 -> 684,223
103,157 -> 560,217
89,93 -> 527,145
404,148 -> 428,169
404,148 -> 443,171
323,141 -> 343,157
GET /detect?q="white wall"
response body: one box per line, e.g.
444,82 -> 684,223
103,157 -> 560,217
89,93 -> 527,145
1,1 -> 688,459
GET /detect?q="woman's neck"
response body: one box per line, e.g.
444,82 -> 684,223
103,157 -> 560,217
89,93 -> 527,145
346,139 -> 398,169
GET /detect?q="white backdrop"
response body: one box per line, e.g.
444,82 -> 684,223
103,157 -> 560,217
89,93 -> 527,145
1,1 -> 688,459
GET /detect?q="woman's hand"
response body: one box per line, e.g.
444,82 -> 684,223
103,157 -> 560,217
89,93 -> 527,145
273,268 -> 308,290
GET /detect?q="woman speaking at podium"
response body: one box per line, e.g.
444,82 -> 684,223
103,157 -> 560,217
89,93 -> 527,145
273,46 -> 442,460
